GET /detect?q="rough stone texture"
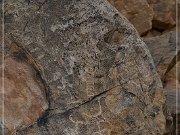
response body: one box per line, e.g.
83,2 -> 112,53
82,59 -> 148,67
0,42 -> 48,135
18,85 -> 165,135
147,0 -> 176,30
108,0 -> 154,36
2,0 -> 166,134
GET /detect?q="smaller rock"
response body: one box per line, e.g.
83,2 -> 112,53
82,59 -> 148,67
108,0 -> 154,36
164,62 -> 180,114
143,31 -> 177,80
144,31 -> 179,134
163,62 -> 180,135
0,49 -> 48,134
147,0 -> 176,30
144,29 -> 162,38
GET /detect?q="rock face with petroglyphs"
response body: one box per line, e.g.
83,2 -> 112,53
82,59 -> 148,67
2,0 -> 166,134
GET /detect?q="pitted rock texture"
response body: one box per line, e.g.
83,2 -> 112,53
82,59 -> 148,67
19,86 -> 165,135
3,0 -> 165,134
108,0 -> 154,36
0,43 -> 48,134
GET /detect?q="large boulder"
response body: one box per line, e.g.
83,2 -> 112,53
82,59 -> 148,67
2,0 -> 165,134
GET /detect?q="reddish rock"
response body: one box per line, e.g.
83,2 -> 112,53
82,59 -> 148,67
108,0 -> 154,36
147,0 -> 176,30
0,56 -> 48,134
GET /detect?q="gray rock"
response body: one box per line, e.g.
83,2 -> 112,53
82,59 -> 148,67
2,0 -> 166,134
144,31 -> 179,134
144,31 -> 177,72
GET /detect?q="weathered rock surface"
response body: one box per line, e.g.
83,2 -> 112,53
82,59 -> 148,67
2,0 -> 166,134
108,0 -> 154,36
0,43 -> 48,134
147,0 -> 176,30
